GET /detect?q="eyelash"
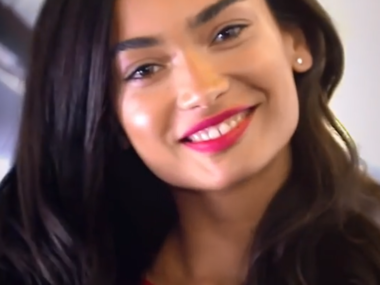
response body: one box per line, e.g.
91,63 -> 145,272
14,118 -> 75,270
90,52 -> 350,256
124,24 -> 248,82
212,24 -> 248,44
124,64 -> 160,81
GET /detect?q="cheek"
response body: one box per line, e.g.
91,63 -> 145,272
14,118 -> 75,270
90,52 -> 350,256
117,93 -> 169,165
229,40 -> 299,147
118,98 -> 154,142
117,92 -> 182,180
231,41 -> 299,113
118,103 -> 186,188
256,59 -> 299,142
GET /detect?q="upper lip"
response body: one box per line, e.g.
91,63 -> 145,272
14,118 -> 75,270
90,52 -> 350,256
180,105 -> 254,140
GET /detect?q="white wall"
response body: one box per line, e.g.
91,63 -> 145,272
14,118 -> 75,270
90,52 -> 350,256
0,158 -> 10,180
0,0 -> 42,27
318,0 -> 380,167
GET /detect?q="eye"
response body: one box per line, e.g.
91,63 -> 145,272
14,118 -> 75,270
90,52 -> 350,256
212,24 -> 248,44
125,64 -> 162,81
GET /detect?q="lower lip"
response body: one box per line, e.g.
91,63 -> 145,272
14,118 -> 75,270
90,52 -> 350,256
183,109 -> 254,154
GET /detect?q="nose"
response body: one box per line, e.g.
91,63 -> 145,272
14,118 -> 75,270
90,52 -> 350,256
174,50 -> 229,110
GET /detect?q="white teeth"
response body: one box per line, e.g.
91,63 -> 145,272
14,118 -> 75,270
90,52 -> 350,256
229,119 -> 237,128
188,111 -> 248,142
200,132 -> 209,141
208,127 -> 221,139
218,122 -> 231,135
191,133 -> 202,142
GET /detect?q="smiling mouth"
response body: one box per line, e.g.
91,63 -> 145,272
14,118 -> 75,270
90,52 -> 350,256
182,108 -> 253,143
180,106 -> 255,154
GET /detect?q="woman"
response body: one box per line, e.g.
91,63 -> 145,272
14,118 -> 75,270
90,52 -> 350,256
1,0 -> 380,284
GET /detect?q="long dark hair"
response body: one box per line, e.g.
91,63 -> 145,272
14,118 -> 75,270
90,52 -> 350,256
1,0 -> 379,284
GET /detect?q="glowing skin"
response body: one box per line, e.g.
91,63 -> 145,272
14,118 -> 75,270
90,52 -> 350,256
112,0 -> 312,191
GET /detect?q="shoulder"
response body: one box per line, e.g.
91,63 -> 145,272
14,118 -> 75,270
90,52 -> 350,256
315,213 -> 380,284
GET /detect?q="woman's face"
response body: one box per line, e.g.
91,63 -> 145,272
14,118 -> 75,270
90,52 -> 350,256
112,0 -> 312,191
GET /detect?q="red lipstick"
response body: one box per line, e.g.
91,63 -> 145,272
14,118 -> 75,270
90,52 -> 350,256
181,106 -> 255,154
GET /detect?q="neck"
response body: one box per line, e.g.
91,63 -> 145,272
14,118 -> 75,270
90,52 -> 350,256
151,147 -> 291,285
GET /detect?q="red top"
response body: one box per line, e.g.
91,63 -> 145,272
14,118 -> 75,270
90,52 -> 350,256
143,280 -> 154,285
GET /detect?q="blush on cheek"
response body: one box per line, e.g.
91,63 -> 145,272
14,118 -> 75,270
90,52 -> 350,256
131,112 -> 150,128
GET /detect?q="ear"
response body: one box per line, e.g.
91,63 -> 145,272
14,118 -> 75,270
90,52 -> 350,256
282,26 -> 313,73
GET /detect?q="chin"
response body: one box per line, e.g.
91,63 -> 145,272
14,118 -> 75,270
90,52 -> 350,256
190,153 -> 289,192
188,170 -> 255,192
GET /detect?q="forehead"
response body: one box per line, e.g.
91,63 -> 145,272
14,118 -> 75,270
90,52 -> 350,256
112,0 -> 264,37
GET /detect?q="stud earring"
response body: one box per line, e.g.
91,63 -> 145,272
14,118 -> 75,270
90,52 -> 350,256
296,58 -> 303,65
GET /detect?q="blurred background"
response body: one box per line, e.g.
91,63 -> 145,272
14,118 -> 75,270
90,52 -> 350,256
0,0 -> 379,181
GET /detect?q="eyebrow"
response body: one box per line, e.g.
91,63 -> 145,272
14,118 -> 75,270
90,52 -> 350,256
111,0 -> 244,56
111,37 -> 161,56
189,0 -> 244,28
